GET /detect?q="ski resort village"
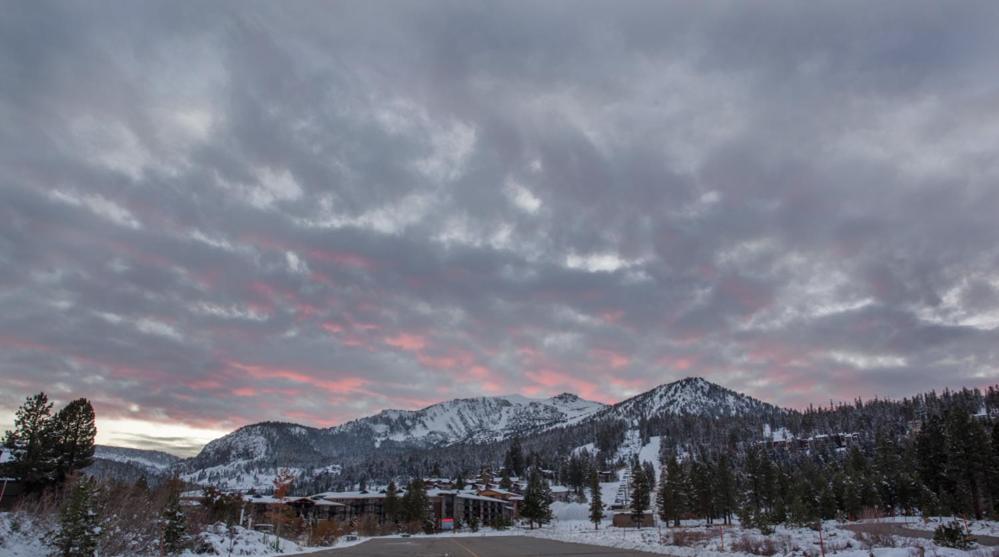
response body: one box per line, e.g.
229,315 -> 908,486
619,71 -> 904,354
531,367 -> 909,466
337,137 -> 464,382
4,379 -> 999,556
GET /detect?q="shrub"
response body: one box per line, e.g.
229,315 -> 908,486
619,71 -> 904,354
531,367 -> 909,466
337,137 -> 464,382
933,521 -> 975,549
308,519 -> 344,546
730,534 -> 778,556
669,529 -> 712,547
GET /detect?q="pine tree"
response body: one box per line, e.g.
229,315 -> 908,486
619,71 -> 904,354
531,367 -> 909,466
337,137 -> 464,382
873,430 -> 903,514
520,467 -> 552,529
991,421 -> 999,515
689,459 -> 715,524
630,461 -> 650,527
454,472 -> 466,490
400,478 -> 430,532
943,409 -> 991,518
161,478 -> 188,555
384,480 -> 399,524
51,399 -> 97,483
2,392 -> 56,492
588,470 -> 604,529
499,467 -> 513,490
715,454 -> 736,525
658,455 -> 685,527
643,461 -> 656,491
507,438 -> 525,477
52,477 -> 99,557
916,414 -> 947,497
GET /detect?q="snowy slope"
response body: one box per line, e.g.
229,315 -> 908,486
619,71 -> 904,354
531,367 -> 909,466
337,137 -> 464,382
606,377 -> 779,420
93,445 -> 181,471
332,392 -> 606,446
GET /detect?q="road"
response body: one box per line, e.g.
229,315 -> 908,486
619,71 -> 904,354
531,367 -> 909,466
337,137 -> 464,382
293,535 -> 663,556
842,523 -> 999,547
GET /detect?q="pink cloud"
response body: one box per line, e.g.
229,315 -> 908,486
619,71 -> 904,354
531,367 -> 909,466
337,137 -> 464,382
308,249 -> 376,270
591,348 -> 630,369
385,333 -> 427,351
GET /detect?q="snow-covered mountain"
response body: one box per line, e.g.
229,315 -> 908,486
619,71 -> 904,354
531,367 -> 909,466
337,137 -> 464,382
133,377 -> 785,491
333,392 -> 606,446
83,445 -> 183,485
93,445 -> 181,471
605,377 -> 780,420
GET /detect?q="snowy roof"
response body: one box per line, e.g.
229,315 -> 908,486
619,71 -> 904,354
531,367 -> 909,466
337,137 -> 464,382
457,493 -> 511,504
313,490 -> 397,500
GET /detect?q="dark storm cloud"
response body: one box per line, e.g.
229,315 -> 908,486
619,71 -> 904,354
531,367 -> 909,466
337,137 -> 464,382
3,0 -> 999,452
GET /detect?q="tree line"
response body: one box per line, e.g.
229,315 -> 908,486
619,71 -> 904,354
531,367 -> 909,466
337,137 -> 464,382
2,392 -> 97,493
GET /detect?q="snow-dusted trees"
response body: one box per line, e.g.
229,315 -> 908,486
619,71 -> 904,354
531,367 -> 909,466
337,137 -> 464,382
160,477 -> 188,555
2,393 -> 56,492
504,437 -> 525,477
520,466 -> 552,529
53,477 -> 99,557
383,480 -> 400,524
1,393 -> 97,493
51,398 -> 97,484
400,478 -> 431,532
629,461 -> 650,527
588,469 -> 603,529
657,455 -> 685,527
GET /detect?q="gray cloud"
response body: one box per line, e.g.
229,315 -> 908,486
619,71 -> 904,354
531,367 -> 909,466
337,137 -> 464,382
2,0 -> 999,451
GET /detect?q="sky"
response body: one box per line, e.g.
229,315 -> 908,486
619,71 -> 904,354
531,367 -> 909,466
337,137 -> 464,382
2,1 -> 999,456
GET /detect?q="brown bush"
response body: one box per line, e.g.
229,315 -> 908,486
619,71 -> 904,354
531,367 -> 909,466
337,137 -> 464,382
669,529 -> 713,547
730,534 -> 779,556
308,519 -> 348,546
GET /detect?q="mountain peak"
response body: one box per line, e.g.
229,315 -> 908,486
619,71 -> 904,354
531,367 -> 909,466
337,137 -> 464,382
550,392 -> 581,402
611,376 -> 778,419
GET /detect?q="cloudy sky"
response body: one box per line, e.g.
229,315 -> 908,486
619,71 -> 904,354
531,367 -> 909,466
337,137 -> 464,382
2,1 -> 999,456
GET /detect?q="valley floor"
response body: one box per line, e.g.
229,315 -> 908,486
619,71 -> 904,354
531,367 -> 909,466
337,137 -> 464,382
5,508 -> 998,557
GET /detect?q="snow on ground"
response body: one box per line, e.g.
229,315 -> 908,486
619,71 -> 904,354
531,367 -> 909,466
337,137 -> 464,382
0,513 -> 51,557
528,515 -> 990,557
876,516 -> 999,537
638,436 -> 662,477
182,523 -> 321,556
0,513 -> 326,557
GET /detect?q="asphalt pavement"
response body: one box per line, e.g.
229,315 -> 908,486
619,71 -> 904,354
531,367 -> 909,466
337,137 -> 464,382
293,535 -> 663,556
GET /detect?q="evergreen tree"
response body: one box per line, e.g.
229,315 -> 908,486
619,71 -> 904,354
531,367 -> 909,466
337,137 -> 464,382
991,421 -> 999,514
588,470 -> 604,529
2,392 -> 56,492
161,478 -> 188,555
478,467 -> 493,487
520,466 -> 552,529
400,478 -> 430,531
51,399 -> 97,483
915,415 -> 947,497
715,454 -> 736,525
383,480 -> 400,524
454,472 -> 466,490
689,459 -> 714,524
658,455 -> 685,527
499,467 -> 513,490
873,430 -> 904,514
630,461 -> 650,527
507,438 -> 525,477
52,477 -> 99,557
943,409 -> 991,518
642,461 -> 656,491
